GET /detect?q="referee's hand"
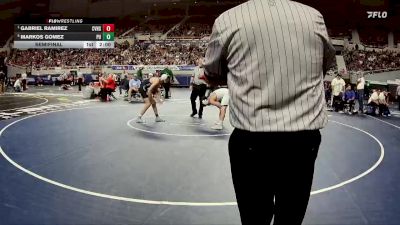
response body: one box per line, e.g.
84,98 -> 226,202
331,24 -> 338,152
199,74 -> 216,86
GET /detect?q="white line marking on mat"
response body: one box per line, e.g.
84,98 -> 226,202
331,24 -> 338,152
0,96 -> 48,112
367,115 -> 400,130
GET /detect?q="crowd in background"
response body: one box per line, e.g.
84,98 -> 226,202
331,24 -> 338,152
343,49 -> 400,72
9,43 -> 400,73
8,41 -> 206,67
168,23 -> 211,38
121,23 -> 212,38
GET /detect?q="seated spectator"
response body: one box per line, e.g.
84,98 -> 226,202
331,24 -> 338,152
104,74 -> 117,101
58,72 -> 70,90
36,76 -> 44,86
14,77 -> 22,92
98,73 -> 108,101
343,84 -> 356,114
378,90 -> 391,117
83,82 -> 96,99
367,89 -> 380,116
128,74 -> 141,102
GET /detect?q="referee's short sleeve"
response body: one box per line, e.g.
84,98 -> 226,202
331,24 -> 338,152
203,20 -> 228,86
314,12 -> 336,75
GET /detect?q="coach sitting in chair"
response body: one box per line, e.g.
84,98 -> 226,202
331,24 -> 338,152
98,73 -> 117,101
128,74 -> 141,102
367,89 -> 380,116
343,84 -> 355,114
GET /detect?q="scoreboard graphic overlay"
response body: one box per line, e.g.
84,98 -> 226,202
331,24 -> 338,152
13,19 -> 115,49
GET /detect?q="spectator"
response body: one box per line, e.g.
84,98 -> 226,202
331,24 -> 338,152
331,74 -> 346,112
9,42 -> 207,67
378,90 -> 391,116
128,75 -> 141,102
356,72 -> 365,113
21,73 -> 27,91
343,84 -> 356,114
83,82 -> 96,99
367,89 -> 380,116
396,84 -> 400,111
14,77 -> 22,92
344,49 -> 400,72
105,74 -> 117,100
119,74 -> 129,96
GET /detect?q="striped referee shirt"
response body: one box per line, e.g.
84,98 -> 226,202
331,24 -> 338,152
204,0 -> 336,132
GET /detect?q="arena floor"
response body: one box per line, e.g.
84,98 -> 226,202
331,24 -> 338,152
1,87 -> 400,225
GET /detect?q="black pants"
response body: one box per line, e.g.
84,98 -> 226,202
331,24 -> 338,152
398,96 -> 400,111
368,102 -> 379,115
0,80 -> 4,93
333,95 -> 343,111
98,88 -> 108,101
228,129 -> 321,225
344,100 -> 355,113
22,79 -> 27,91
78,78 -> 83,91
357,90 -> 364,112
163,82 -> 171,99
379,104 -> 390,116
190,84 -> 207,116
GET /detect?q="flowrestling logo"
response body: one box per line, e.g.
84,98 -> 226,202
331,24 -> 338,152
367,11 -> 388,19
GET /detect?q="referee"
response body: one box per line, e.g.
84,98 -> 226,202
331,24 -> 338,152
190,60 -> 207,118
202,0 -> 336,224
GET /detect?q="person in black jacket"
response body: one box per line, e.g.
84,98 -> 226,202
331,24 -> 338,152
119,75 -> 129,96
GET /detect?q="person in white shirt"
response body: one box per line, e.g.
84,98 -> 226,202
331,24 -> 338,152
128,75 -> 141,102
367,89 -> 380,116
47,75 -> 52,85
82,82 -> 96,99
331,74 -> 346,112
378,90 -> 391,116
356,72 -> 365,113
14,77 -> 22,92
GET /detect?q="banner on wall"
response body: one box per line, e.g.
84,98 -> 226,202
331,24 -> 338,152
110,65 -> 194,71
